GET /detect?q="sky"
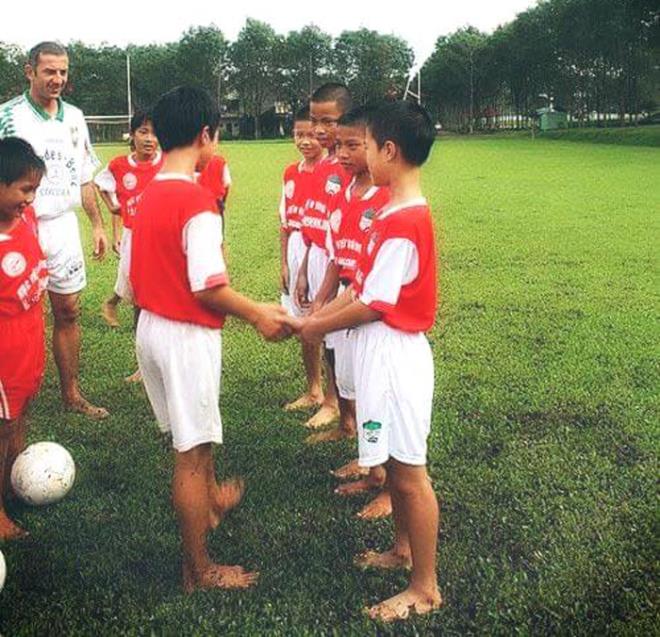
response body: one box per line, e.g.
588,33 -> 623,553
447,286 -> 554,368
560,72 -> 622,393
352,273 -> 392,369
3,0 -> 538,70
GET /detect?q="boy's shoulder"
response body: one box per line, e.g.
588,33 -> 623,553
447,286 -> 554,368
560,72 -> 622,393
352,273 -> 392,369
377,198 -> 431,230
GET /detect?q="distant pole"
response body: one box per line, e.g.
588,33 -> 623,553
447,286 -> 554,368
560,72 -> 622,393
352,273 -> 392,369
418,69 -> 421,105
126,52 -> 132,125
309,53 -> 313,95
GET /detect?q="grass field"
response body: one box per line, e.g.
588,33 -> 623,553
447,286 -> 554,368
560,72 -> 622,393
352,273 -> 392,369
1,136 -> 658,635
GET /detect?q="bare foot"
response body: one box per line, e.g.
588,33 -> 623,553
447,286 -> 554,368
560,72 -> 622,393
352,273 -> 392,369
357,491 -> 393,520
334,478 -> 372,496
184,563 -> 258,593
354,549 -> 412,571
366,587 -> 442,623
0,514 -> 29,541
284,393 -> 323,411
303,404 -> 339,429
65,397 -> 109,420
209,478 -> 245,529
100,301 -> 120,328
305,427 -> 354,445
182,561 -> 252,594
124,369 -> 142,383
330,459 -> 368,480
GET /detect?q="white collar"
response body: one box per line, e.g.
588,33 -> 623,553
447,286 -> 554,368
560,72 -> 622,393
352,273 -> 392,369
128,151 -> 162,168
378,197 -> 427,219
154,172 -> 193,183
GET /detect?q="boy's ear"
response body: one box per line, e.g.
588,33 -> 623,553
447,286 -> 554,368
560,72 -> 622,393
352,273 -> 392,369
382,140 -> 398,162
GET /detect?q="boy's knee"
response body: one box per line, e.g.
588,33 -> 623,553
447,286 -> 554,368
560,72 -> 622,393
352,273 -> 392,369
52,295 -> 81,325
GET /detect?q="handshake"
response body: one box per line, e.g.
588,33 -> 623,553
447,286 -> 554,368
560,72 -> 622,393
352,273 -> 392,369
252,304 -> 320,343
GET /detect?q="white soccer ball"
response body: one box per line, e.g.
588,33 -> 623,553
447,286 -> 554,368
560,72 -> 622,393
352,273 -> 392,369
0,550 -> 6,591
10,442 -> 76,506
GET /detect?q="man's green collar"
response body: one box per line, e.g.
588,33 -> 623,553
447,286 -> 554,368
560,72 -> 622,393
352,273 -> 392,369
24,90 -> 64,122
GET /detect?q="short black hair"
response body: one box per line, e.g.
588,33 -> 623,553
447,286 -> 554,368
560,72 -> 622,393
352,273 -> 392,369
310,83 -> 353,114
28,41 -> 67,68
338,105 -> 373,129
151,86 -> 220,153
130,110 -> 152,134
294,106 -> 310,122
0,137 -> 46,185
367,101 -> 435,166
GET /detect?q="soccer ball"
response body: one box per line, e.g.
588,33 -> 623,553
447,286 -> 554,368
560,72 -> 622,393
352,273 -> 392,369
10,442 -> 76,506
0,550 -> 6,591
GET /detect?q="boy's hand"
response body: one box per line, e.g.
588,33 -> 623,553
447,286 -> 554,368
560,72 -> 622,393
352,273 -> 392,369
299,316 -> 324,344
254,303 -> 292,341
112,237 -> 121,256
280,263 -> 290,294
295,272 -> 310,312
92,226 -> 108,261
309,297 -> 324,315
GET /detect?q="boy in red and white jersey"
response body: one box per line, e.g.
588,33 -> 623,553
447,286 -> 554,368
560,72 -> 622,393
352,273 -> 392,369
290,101 -> 441,622
294,83 -> 352,430
131,86 -> 289,593
197,153 -> 231,215
279,107 -> 325,412
0,137 -> 48,540
96,111 -> 162,329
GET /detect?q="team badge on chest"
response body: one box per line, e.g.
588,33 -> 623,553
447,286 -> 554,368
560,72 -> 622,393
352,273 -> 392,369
2,251 -> 27,278
325,174 -> 342,196
359,208 -> 376,232
123,173 -> 138,190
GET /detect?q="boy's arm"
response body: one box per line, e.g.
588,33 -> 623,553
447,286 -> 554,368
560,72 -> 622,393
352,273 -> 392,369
195,286 -> 289,341
297,297 -> 380,343
310,261 -> 339,313
280,227 -> 290,293
294,245 -> 311,310
111,214 -> 122,255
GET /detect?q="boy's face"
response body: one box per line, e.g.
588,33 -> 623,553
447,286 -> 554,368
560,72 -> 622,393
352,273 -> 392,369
132,120 -> 158,159
335,124 -> 368,176
365,128 -> 390,187
293,120 -> 322,161
0,172 -> 42,222
310,100 -> 343,150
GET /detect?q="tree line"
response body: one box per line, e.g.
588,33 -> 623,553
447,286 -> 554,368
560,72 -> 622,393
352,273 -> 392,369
1,0 -> 657,138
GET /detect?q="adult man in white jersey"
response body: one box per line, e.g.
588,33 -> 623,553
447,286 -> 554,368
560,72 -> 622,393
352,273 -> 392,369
0,42 -> 109,418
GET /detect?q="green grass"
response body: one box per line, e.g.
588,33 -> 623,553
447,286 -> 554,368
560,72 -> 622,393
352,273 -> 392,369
540,124 -> 660,147
1,137 -> 658,635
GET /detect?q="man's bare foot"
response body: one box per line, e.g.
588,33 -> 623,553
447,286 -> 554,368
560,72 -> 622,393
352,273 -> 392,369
334,478 -> 372,496
183,563 -> 258,593
65,397 -> 109,420
304,427 -> 354,445
354,549 -> 412,571
209,478 -> 245,529
124,369 -> 142,383
365,587 -> 442,623
330,459 -> 368,480
284,393 -> 323,411
303,405 -> 339,429
100,301 -> 120,328
357,491 -> 393,520
0,514 -> 29,541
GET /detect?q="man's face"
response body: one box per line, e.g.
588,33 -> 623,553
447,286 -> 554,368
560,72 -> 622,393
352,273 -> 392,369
293,120 -> 322,161
335,124 -> 367,175
132,120 -> 158,160
0,172 -> 42,222
310,101 -> 343,150
26,54 -> 69,104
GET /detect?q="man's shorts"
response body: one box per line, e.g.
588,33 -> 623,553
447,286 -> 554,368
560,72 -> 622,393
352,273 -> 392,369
38,212 -> 86,295
136,310 -> 223,452
114,227 -> 133,303
281,230 -> 306,317
0,307 -> 46,420
354,321 -> 434,468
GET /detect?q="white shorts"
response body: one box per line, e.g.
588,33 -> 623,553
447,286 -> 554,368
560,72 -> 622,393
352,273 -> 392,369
333,328 -> 355,400
136,310 -> 223,453
38,212 -> 86,294
354,321 -> 434,468
307,243 -> 329,302
114,227 -> 134,302
281,230 -> 306,317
